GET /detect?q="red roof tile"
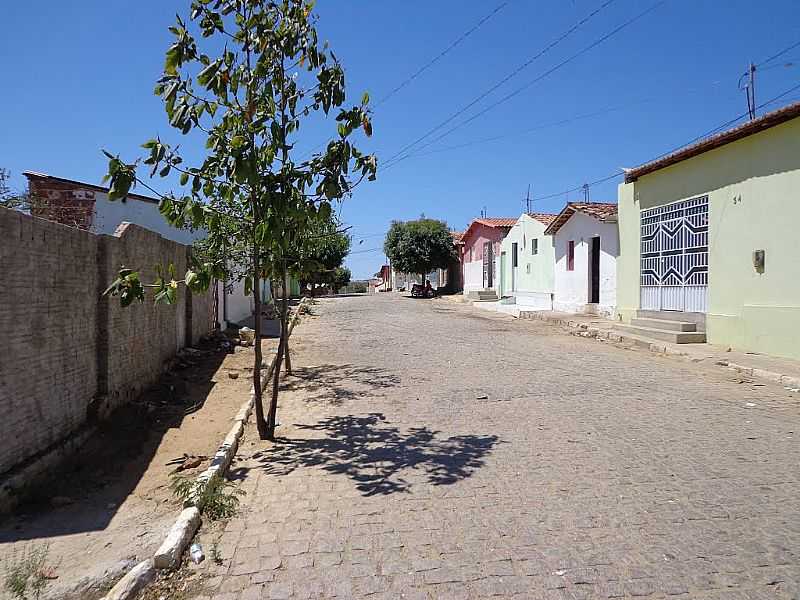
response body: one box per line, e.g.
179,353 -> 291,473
475,217 -> 517,228
544,202 -> 618,236
526,213 -> 558,226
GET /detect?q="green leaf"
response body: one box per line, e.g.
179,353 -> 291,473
179,172 -> 189,186
361,91 -> 370,106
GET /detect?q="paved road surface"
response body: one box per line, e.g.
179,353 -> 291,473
206,294 -> 799,599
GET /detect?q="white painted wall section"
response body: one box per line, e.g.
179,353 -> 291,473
463,261 -> 484,293
553,212 -> 618,316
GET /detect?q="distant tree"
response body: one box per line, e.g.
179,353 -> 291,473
384,218 -> 457,287
0,169 -> 31,212
298,219 -> 351,288
331,266 -> 351,293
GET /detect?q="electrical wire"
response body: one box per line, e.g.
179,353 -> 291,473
526,80 -> 800,203
756,39 -> 800,68
375,1 -> 511,107
384,0 -> 665,169
298,1 -> 512,160
389,80 -> 731,162
382,0 -> 619,167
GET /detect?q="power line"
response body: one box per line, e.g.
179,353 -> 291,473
349,246 -> 384,255
375,1 -> 511,107
756,39 -> 800,68
385,0 -> 665,169
387,80 -> 730,162
527,80 -> 800,203
382,0 -> 619,167
298,2 -> 511,160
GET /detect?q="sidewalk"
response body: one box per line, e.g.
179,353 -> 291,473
518,309 -> 800,390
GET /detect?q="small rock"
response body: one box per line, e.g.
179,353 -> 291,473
228,371 -> 239,379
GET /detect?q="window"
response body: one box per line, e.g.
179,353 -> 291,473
567,240 -> 575,271
531,238 -> 538,256
511,242 -> 518,267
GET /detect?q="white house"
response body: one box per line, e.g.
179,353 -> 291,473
24,171 -> 262,326
544,202 -> 619,316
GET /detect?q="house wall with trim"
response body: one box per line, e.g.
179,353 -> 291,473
460,223 -> 505,293
553,212 -> 618,316
498,214 -> 555,309
617,116 -> 800,359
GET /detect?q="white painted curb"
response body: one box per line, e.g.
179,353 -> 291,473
153,507 -> 202,569
100,559 -> 155,600
102,298 -> 311,599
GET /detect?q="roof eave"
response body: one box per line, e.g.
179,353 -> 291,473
625,100 -> 800,183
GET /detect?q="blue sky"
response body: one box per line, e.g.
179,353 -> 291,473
2,1 -> 799,279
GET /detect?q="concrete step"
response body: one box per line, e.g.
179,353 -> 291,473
614,324 -> 706,344
636,310 -> 706,330
474,295 -> 499,302
631,317 -> 697,332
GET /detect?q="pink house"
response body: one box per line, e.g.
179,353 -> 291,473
459,218 -> 516,296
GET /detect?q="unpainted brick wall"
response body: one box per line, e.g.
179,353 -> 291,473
0,208 -> 214,479
28,176 -> 96,230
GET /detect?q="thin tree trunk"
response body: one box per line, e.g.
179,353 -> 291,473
252,229 -> 269,440
266,266 -> 289,439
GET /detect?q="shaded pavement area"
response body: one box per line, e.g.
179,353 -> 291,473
204,294 -> 799,599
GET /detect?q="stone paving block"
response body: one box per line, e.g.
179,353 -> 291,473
209,296 -> 800,599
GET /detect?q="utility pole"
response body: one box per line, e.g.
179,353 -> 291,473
739,62 -> 757,120
523,184 -> 533,213
582,183 -> 590,202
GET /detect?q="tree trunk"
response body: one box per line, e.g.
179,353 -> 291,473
266,266 -> 290,439
252,262 -> 269,439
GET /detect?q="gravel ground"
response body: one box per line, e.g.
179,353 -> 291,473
0,338 -> 276,600
202,294 -> 799,599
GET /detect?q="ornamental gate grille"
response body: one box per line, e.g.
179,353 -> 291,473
640,196 -> 709,312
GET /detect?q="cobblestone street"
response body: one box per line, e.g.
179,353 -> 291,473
207,294 -> 799,599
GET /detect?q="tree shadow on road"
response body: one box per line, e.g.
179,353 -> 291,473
280,364 -> 401,405
235,413 -> 499,496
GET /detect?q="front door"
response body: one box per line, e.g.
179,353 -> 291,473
482,242 -> 494,289
511,242 -> 519,292
589,236 -> 600,303
640,196 -> 709,312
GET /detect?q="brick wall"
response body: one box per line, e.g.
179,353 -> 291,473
28,176 -> 96,230
0,208 -> 214,480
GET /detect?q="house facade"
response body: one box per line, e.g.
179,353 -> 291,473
459,218 -> 515,296
544,203 -> 618,316
616,101 -> 800,359
497,213 -> 557,310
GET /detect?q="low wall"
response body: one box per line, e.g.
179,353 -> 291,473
0,208 -> 214,499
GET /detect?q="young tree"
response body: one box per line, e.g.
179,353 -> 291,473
384,218 -> 457,288
102,0 -> 376,440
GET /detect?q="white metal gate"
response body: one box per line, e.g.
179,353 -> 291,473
640,196 -> 709,312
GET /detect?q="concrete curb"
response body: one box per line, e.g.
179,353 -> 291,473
100,560 -> 155,600
100,298 -> 310,600
153,507 -> 202,569
520,310 -> 800,389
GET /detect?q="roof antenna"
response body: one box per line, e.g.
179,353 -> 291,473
582,183 -> 590,202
